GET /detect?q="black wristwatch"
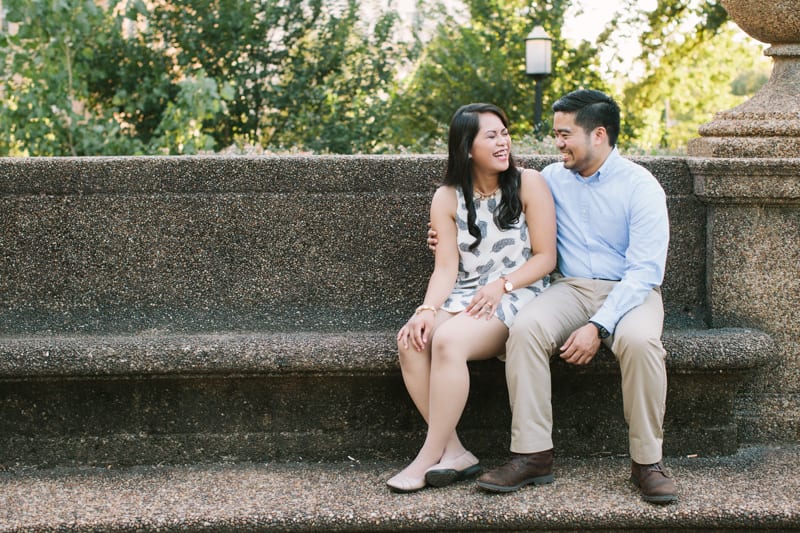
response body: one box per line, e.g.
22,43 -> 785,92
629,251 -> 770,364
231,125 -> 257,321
589,321 -> 611,339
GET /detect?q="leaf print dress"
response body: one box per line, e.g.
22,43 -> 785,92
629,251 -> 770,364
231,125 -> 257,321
440,187 -> 549,327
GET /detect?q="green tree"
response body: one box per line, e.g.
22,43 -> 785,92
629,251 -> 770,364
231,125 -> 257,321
1,0 -> 409,156
604,0 -> 770,151
0,0 -> 232,155
124,0 -> 408,154
0,0 -> 144,155
146,70 -> 234,154
2,0 -> 767,156
622,26 -> 769,150
387,0 -> 610,151
263,2 -> 406,153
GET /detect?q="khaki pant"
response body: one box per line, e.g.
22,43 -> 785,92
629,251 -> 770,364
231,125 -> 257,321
505,276 -> 667,464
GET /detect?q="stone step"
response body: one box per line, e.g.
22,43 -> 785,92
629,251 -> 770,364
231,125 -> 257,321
1,444 -> 797,532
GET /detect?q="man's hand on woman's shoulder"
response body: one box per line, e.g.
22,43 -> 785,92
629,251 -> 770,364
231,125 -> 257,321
427,222 -> 438,253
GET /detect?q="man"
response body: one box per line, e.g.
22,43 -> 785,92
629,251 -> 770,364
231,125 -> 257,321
429,89 -> 676,503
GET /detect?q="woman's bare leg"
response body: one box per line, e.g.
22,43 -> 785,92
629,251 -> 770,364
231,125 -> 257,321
392,313 -> 508,481
396,311 -> 454,427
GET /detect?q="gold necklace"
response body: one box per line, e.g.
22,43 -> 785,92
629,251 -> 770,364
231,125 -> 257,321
474,187 -> 499,200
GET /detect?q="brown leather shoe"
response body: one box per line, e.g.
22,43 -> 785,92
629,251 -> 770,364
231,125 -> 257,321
476,449 -> 554,493
630,461 -> 677,504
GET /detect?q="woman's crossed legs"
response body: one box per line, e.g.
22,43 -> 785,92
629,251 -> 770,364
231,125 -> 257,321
391,311 -> 508,487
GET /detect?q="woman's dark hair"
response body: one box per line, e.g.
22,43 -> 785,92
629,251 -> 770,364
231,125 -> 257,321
444,103 -> 522,250
551,89 -> 621,147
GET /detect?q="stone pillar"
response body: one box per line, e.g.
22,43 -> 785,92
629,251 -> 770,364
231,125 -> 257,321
687,1 -> 800,444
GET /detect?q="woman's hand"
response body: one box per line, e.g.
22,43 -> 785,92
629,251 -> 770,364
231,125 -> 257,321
397,310 -> 436,351
465,279 -> 504,320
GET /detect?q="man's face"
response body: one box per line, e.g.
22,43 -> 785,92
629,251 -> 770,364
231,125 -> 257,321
552,111 -> 605,178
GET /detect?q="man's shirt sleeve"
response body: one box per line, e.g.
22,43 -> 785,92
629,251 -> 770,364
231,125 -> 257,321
590,177 -> 669,333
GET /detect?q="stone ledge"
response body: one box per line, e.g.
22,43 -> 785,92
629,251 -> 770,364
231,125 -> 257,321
0,327 -> 774,465
688,157 -> 800,204
0,327 -> 774,380
0,154 -> 706,337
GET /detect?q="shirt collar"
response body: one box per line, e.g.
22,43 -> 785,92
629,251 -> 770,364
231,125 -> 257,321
597,147 -> 621,180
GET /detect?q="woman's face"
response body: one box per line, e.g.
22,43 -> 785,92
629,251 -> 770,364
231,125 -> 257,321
469,112 -> 511,174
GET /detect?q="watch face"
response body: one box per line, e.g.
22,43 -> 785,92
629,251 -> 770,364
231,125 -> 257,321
504,281 -> 514,292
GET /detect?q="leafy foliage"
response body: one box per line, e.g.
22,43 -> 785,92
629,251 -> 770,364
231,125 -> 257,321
602,0 -> 770,150
1,0 -> 145,155
129,0 -> 407,153
0,0 -> 771,156
0,0 -> 409,156
262,2 -> 406,153
621,26 -> 769,150
388,0 -> 610,150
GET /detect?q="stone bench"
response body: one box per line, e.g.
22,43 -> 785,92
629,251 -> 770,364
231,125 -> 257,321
0,155 -> 774,467
0,328 -> 772,467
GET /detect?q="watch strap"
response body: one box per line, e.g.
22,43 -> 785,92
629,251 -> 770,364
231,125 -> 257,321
589,320 -> 611,339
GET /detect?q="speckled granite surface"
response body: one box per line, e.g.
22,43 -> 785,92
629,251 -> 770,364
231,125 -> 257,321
1,444 -> 798,532
0,328 -> 776,467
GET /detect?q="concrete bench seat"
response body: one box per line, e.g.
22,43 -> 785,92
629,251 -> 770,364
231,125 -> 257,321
0,327 -> 773,467
0,328 -> 773,379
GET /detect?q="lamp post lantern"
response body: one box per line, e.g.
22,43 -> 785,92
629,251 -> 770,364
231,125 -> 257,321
525,25 -> 552,135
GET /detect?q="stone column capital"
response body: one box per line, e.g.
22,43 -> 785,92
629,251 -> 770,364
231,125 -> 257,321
689,157 -> 800,205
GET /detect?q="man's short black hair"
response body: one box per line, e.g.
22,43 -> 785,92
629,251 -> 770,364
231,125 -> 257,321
552,89 -> 621,147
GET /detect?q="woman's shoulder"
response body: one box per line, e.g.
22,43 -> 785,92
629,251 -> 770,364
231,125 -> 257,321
433,184 -> 458,199
516,168 -> 554,210
517,167 -> 547,191
431,185 -> 458,212
517,166 -> 544,180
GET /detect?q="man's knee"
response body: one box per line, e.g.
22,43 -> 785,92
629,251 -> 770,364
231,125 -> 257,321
612,330 -> 666,374
614,328 -> 662,352
612,296 -> 665,366
509,312 -> 543,349
508,310 -> 536,341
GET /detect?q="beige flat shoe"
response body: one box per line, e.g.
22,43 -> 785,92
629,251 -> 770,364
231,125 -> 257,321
424,450 -> 481,487
386,471 -> 427,493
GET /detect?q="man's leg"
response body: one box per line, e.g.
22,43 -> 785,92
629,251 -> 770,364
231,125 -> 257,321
506,279 -> 590,453
477,278 -> 591,492
611,288 -> 666,464
611,289 -> 676,504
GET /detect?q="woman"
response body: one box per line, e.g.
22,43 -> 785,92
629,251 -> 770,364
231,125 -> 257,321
387,103 -> 557,492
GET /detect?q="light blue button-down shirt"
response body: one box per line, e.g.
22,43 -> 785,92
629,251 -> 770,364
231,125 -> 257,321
541,148 -> 669,333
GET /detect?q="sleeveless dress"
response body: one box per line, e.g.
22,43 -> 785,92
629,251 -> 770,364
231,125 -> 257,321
440,186 -> 549,328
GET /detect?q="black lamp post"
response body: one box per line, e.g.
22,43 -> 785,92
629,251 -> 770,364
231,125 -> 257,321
525,25 -> 552,136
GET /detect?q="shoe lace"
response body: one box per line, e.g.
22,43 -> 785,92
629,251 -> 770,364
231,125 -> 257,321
644,462 -> 669,477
